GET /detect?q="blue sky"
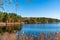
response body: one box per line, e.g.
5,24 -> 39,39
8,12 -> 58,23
0,0 -> 60,19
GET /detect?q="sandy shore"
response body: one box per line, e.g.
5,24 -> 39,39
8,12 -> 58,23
0,22 -> 24,26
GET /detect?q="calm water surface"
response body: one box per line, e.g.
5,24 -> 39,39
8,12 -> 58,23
18,23 -> 60,35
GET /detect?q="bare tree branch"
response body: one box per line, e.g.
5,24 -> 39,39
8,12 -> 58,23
0,0 -> 5,12
16,1 -> 19,14
9,0 -> 12,4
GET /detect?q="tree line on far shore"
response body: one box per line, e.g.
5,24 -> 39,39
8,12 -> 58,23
0,12 -> 60,24
23,17 -> 60,24
0,12 -> 60,33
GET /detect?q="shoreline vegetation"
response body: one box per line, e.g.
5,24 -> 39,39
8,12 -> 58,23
0,12 -> 60,24
23,17 -> 60,24
0,12 -> 24,33
0,12 -> 60,40
0,12 -> 60,33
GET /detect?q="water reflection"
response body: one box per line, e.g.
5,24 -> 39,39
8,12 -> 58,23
0,25 -> 22,40
0,24 -> 60,40
0,25 -> 22,33
17,24 -> 60,40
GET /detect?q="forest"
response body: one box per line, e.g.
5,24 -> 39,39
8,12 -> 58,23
0,12 -> 22,22
0,12 -> 60,33
0,12 -> 60,24
0,12 -> 22,33
23,17 -> 60,24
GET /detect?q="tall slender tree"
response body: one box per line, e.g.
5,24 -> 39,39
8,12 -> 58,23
16,1 -> 19,14
9,0 -> 12,4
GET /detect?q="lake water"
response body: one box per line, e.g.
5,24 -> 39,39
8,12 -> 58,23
18,23 -> 60,35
